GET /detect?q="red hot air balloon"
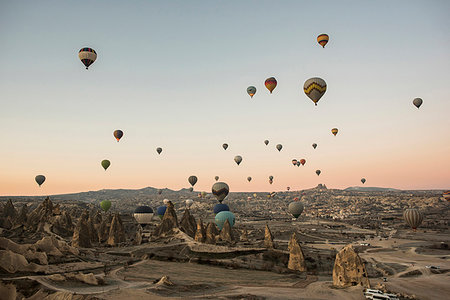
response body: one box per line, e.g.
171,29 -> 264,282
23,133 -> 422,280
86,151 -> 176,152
265,77 -> 277,94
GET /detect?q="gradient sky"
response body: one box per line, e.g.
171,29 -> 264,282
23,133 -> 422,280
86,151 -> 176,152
1,0 -> 449,196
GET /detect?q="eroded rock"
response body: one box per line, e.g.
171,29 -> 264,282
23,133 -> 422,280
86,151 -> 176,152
332,244 -> 370,288
287,232 -> 306,272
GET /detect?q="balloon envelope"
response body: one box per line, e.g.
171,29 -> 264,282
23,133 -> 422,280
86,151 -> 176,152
35,175 -> 46,187
186,199 -> 194,208
215,176 -> 219,181
215,211 -> 235,230
288,201 -> 304,218
413,98 -> 423,109
331,128 -> 338,136
316,170 -> 321,176
133,206 -> 154,224
317,34 -> 329,48
163,199 -> 169,205
100,200 -> 111,212
101,160 -> 110,170
113,130 -> 123,142
247,86 -> 256,98
442,191 -> 450,202
222,143 -> 228,150
304,77 -> 327,106
292,159 -> 298,166
300,159 -> 306,166
212,182 -> 229,202
269,176 -> 273,180
312,143 -> 317,149
78,47 -> 97,69
361,178 -> 366,184
156,147 -> 162,154
213,203 -> 230,215
156,206 -> 167,219
264,140 -> 269,145
265,77 -> 277,94
247,176 -> 252,182
276,144 -> 282,151
234,155 -> 242,165
188,176 -> 198,186
403,208 -> 423,229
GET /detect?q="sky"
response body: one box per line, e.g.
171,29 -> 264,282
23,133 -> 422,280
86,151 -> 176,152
0,0 -> 449,196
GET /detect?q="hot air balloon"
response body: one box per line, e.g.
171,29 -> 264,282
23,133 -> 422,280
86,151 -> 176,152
247,86 -> 256,98
317,34 -> 329,48
403,208 -> 423,230
234,155 -> 242,166
156,206 -> 167,219
265,77 -> 277,94
292,159 -> 298,166
247,176 -> 252,182
269,175 -> 274,181
163,199 -> 169,205
35,175 -> 46,187
300,159 -> 306,166
331,128 -> 338,136
247,196 -> 252,201
212,182 -> 229,203
269,180 -> 273,185
296,161 -> 300,167
78,47 -> 97,69
186,199 -> 194,208
100,200 -> 111,212
201,191 -> 207,198
188,175 -> 198,187
287,186 -> 290,191
215,176 -> 219,181
312,143 -> 317,149
264,140 -> 269,146
215,211 -> 235,230
316,170 -> 321,176
361,178 -> 366,184
113,130 -> 123,142
293,197 -> 299,201
304,77 -> 327,106
156,147 -> 162,154
442,191 -> 450,202
133,206 -> 154,224
253,193 -> 257,198
413,98 -> 423,109
288,201 -> 304,218
223,143 -> 228,150
276,144 -> 283,152
188,187 -> 194,192
213,203 -> 230,215
101,160 -> 110,171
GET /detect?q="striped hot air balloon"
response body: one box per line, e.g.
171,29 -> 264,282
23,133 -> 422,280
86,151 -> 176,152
331,128 -> 338,136
265,77 -> 277,94
317,34 -> 329,48
403,208 -> 423,230
78,47 -> 97,69
304,77 -> 327,106
443,191 -> 450,202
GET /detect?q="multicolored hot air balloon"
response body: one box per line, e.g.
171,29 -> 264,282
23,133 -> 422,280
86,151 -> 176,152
443,191 -> 450,202
264,140 -> 269,146
101,160 -> 110,171
247,86 -> 256,98
215,211 -> 235,230
276,144 -> 283,152
300,159 -> 306,166
234,155 -> 242,166
247,176 -> 252,182
317,34 -> 329,48
316,170 -> 321,176
288,201 -> 304,218
35,175 -> 46,187
304,77 -> 327,106
113,130 -> 123,142
163,199 -> 169,205
156,147 -> 162,154
100,200 -> 111,212
78,47 -> 97,69
265,77 -> 277,94
212,182 -> 229,203
292,159 -> 298,166
361,178 -> 366,184
331,128 -> 338,136
133,206 -> 154,224
223,143 -> 228,150
188,176 -> 198,187
403,208 -> 423,230
312,143 -> 317,149
215,176 -> 219,181
413,98 -> 423,109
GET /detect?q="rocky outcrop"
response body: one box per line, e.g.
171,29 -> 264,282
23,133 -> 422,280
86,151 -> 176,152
154,201 -> 178,236
332,244 -> 370,288
107,213 -> 125,246
287,233 -> 306,272
135,225 -> 143,245
205,222 -> 219,244
0,250 -> 46,273
72,211 -> 91,248
3,199 -> 17,219
219,219 -> 233,243
87,215 -> 98,244
35,236 -> 79,257
264,224 -> 275,248
26,197 -> 61,233
240,228 -> 248,242
194,219 -> 206,243
15,204 -> 28,226
179,209 -> 196,238
52,211 -> 73,237
0,237 -> 48,265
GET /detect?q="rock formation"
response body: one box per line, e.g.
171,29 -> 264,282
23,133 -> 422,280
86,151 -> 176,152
135,225 -> 143,245
107,213 -> 126,246
240,228 -> 248,242
205,222 -> 219,244
194,219 -> 206,243
287,233 -> 306,272
72,211 -> 91,248
15,204 -> 28,226
219,219 -> 233,243
154,201 -> 179,236
87,215 -> 98,243
264,224 -> 275,248
0,250 -> 46,273
333,244 -> 370,288
179,209 -> 197,238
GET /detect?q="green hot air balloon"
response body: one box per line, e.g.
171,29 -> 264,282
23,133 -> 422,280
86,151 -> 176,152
35,175 -> 46,187
288,201 -> 304,218
101,160 -> 111,171
188,175 -> 198,187
234,155 -> 242,166
100,200 -> 112,212
247,86 -> 256,98
212,182 -> 229,203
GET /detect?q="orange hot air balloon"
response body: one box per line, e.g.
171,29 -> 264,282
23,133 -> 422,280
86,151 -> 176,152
331,128 -> 338,136
265,77 -> 277,94
317,34 -> 329,48
300,159 -> 306,166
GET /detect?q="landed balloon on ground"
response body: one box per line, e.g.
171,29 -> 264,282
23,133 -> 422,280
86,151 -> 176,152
312,143 -> 317,149
265,77 -> 277,94
156,147 -> 162,154
403,208 -> 423,230
186,199 -> 194,208
133,206 -> 154,224
276,144 -> 282,152
212,182 -> 229,203
331,128 -> 338,136
316,170 -> 321,176
113,130 -> 123,142
264,140 -> 269,146
188,175 -> 198,186
304,77 -> 327,106
413,98 -> 423,109
35,175 -> 46,187
222,143 -> 228,150
78,47 -> 97,69
288,201 -> 304,218
361,178 -> 366,184
100,200 -> 111,212
101,160 -> 110,171
215,211 -> 235,230
213,203 -> 230,215
317,34 -> 329,48
234,155 -> 242,165
156,206 -> 167,219
247,86 -> 256,98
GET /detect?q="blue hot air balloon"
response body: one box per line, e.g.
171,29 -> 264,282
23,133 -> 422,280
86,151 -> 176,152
213,203 -> 230,215
215,211 -> 235,230
156,206 -> 167,219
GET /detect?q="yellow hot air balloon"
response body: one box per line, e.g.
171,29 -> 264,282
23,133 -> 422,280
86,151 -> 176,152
317,34 -> 329,48
331,128 -> 338,136
304,77 -> 327,106
265,77 -> 277,94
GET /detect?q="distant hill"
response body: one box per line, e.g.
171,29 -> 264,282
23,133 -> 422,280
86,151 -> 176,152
344,186 -> 402,192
